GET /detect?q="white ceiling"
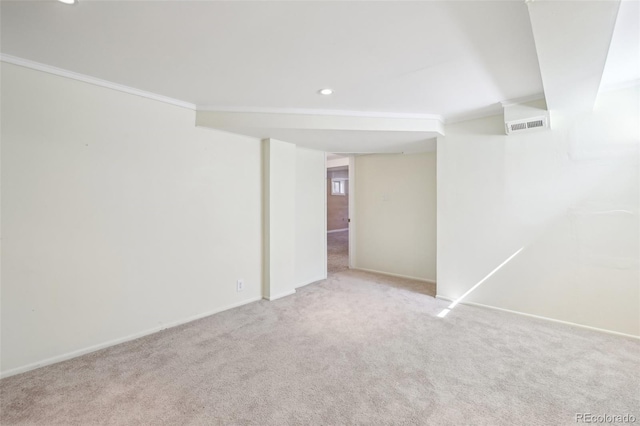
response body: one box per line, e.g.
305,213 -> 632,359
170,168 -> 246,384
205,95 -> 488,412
1,1 -> 637,153
1,0 -> 544,119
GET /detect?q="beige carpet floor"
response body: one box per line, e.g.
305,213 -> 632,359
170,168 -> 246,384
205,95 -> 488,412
327,230 -> 349,275
1,269 -> 638,425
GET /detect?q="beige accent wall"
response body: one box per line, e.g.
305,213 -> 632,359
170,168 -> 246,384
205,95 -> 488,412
354,153 -> 437,282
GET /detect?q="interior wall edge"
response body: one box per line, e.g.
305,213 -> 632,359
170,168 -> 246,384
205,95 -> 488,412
295,275 -> 327,289
263,289 -> 297,302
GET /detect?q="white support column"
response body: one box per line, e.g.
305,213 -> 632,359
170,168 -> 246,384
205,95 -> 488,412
262,138 -> 297,301
348,155 -> 356,269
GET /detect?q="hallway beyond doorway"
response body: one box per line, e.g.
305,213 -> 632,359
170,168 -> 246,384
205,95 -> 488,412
327,230 -> 348,275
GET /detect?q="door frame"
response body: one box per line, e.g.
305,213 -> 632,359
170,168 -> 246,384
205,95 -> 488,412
347,155 -> 356,269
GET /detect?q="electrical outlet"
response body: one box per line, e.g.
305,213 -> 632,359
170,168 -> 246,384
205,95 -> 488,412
236,279 -> 244,292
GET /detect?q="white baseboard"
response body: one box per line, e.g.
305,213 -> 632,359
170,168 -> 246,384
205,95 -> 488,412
295,275 -> 327,289
352,267 -> 436,284
264,289 -> 296,301
327,228 -> 348,234
435,295 -> 640,340
0,296 -> 263,379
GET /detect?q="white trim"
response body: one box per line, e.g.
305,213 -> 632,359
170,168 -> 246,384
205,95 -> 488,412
264,289 -> 296,301
295,275 -> 326,289
0,296 -> 263,379
352,267 -> 436,284
0,53 -> 196,110
323,151 -> 329,282
435,295 -> 640,340
348,155 -> 356,269
197,105 -> 443,121
327,228 -> 349,234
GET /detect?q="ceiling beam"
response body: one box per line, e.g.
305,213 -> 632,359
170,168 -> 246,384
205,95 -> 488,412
527,0 -> 621,113
195,110 -> 443,152
196,111 -> 444,135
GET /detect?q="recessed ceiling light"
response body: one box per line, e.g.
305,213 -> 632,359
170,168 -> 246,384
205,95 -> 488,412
58,0 -> 77,4
318,88 -> 333,96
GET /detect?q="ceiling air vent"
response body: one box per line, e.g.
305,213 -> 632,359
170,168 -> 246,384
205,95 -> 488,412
505,115 -> 548,135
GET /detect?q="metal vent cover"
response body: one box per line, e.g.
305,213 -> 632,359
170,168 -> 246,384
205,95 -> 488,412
505,115 -> 548,135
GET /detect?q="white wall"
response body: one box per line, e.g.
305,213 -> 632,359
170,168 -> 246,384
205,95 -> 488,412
295,148 -> 327,287
354,153 -> 437,282
437,87 -> 639,336
1,63 -> 264,375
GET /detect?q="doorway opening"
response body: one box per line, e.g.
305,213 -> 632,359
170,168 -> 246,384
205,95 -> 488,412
326,155 -> 349,275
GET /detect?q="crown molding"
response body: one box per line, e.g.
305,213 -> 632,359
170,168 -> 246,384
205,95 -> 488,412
0,53 -> 196,110
197,105 -> 443,122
